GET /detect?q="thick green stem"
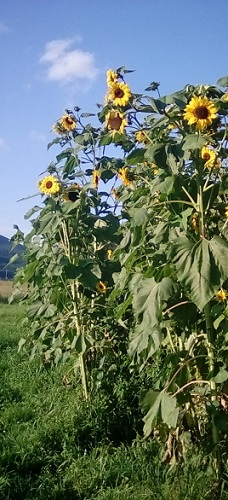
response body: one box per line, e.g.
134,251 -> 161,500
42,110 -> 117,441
71,280 -> 89,401
62,220 -> 89,400
204,301 -> 221,476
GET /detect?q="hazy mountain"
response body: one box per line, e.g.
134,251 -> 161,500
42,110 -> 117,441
0,235 -> 24,279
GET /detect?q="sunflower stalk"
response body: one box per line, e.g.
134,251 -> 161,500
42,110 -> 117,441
62,220 -> 89,401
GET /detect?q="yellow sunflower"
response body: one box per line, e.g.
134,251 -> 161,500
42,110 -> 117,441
107,69 -> 118,88
92,169 -> 100,189
64,184 -> 81,202
118,167 -> 131,187
135,130 -> 150,145
96,281 -> 107,293
38,175 -> 61,195
108,82 -> 131,107
105,110 -> 127,135
223,92 -> 228,102
60,114 -> 77,131
107,249 -> 113,260
215,289 -> 227,302
225,206 -> 228,219
201,146 -> 217,168
183,96 -> 218,130
191,213 -> 199,233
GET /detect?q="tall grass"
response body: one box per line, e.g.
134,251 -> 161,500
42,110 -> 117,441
0,303 -> 227,499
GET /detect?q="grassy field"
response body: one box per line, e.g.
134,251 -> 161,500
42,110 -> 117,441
0,302 -> 227,499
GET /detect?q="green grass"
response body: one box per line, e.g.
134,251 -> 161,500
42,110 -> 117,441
0,303 -> 227,500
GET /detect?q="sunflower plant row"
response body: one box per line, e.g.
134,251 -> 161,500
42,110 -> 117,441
13,68 -> 228,465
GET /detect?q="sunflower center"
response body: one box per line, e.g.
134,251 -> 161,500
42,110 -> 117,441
194,106 -> 209,119
66,118 -> 73,124
115,88 -> 124,99
108,113 -> 122,130
203,153 -> 211,161
46,181 -> 53,189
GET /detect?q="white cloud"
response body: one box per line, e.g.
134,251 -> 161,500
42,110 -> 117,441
0,137 -> 9,151
40,38 -> 99,83
0,21 -> 10,34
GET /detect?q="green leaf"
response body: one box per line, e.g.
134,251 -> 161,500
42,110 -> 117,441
80,112 -> 96,117
126,148 -> 146,165
170,236 -> 228,310
182,134 -> 208,150
145,143 -> 166,167
140,390 -> 178,438
129,277 -> 175,365
99,133 -> 113,146
213,367 -> 228,384
217,76 -> 228,87
130,207 -> 148,227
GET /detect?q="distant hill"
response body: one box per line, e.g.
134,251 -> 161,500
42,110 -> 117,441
0,235 -> 24,279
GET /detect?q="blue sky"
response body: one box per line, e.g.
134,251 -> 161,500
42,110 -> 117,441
1,0 -> 228,238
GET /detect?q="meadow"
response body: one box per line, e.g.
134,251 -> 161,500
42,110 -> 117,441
0,295 -> 227,499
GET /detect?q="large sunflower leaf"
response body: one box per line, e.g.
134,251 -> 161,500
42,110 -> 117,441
129,277 -> 176,366
171,236 -> 228,310
140,390 -> 178,437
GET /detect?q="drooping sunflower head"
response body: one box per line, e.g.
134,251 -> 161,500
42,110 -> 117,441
38,175 -> 61,195
215,289 -> 227,302
108,82 -> 131,107
183,96 -> 218,130
118,167 -> 131,187
64,183 -> 81,202
105,110 -> 127,135
96,281 -> 107,294
107,69 -> 118,88
201,146 -> 217,168
60,114 -> 77,131
92,169 -> 100,189
135,130 -> 150,145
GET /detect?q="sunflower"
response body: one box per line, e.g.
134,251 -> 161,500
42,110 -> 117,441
105,110 -> 127,135
225,206 -> 228,219
96,281 -> 107,293
92,169 -> 100,189
215,289 -> 227,302
108,82 -> 131,107
60,114 -> 76,131
135,130 -> 150,145
223,92 -> 228,102
107,69 -> 118,88
107,249 -> 113,260
201,146 -> 217,168
38,175 -> 61,195
183,96 -> 218,130
191,213 -> 199,233
64,183 -> 81,202
118,167 -> 131,187
152,163 -> 158,175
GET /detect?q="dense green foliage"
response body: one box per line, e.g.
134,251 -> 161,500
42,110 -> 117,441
1,304 -> 227,499
12,68 -> 228,490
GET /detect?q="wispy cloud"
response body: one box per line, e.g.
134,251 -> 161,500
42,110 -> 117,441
0,137 -> 9,151
40,38 -> 99,83
0,21 -> 10,34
